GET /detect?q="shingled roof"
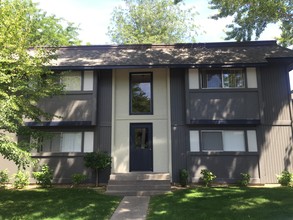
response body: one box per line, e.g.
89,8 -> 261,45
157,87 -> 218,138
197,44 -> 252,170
51,41 -> 293,69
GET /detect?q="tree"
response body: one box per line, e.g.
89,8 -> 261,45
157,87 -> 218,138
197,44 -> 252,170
84,152 -> 112,186
0,0 -> 81,168
107,0 -> 198,44
208,0 -> 293,47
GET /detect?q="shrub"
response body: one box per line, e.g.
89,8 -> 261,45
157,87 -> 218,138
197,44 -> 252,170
179,169 -> 189,187
200,169 -> 216,187
14,170 -> 29,189
238,173 -> 251,187
72,173 -> 87,186
33,164 -> 53,188
84,152 -> 112,186
0,169 -> 9,188
277,170 -> 293,186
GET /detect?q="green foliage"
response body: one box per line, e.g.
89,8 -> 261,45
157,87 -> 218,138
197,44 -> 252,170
84,152 -> 112,171
0,169 -> 9,188
32,164 -> 53,188
200,169 -> 216,187
107,0 -> 198,44
179,169 -> 189,187
72,173 -> 87,186
0,0 -> 81,168
13,170 -> 29,189
277,170 -> 293,187
84,152 -> 111,186
209,0 -> 292,47
238,173 -> 251,187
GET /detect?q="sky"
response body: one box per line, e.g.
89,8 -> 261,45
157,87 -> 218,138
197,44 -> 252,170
34,0 -> 282,45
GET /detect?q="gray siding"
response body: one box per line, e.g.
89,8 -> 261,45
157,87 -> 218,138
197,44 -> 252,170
96,69 -> 112,183
257,64 -> 293,183
38,94 -> 94,123
170,65 -> 293,184
170,68 -> 188,182
188,90 -> 259,121
30,70 -> 113,185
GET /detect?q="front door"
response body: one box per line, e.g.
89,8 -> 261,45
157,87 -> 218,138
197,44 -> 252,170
130,123 -> 153,171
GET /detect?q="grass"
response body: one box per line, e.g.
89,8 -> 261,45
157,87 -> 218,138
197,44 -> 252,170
147,187 -> 293,220
0,188 -> 121,220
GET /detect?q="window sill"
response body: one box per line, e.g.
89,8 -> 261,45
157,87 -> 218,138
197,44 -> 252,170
32,152 -> 87,158
188,151 -> 258,156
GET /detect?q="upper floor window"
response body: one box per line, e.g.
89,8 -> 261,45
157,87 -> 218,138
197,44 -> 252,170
130,72 -> 153,114
202,69 -> 245,89
60,70 -> 93,91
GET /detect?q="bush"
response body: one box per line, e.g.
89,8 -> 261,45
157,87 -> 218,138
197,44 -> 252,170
238,173 -> 251,187
33,164 -> 53,188
179,169 -> 188,187
14,170 -> 29,189
84,152 -> 112,186
72,173 -> 87,186
200,169 -> 216,187
0,169 -> 9,188
277,170 -> 293,186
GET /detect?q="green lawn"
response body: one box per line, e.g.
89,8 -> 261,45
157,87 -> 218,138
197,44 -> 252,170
0,188 -> 121,220
147,187 -> 293,220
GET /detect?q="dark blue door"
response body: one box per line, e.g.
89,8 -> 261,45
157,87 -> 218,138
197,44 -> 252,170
130,123 -> 153,171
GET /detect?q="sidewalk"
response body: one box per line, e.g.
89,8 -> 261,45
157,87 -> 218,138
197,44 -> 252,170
110,196 -> 150,220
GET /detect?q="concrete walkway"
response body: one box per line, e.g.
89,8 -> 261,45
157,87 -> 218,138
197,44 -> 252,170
110,196 -> 150,220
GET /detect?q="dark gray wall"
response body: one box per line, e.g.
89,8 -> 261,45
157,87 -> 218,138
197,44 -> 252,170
170,68 -> 189,182
31,70 -> 113,185
188,90 -> 259,121
257,63 -> 293,183
38,94 -> 94,123
170,65 -> 293,184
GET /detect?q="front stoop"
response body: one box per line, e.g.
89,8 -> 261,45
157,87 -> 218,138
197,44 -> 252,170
106,173 -> 171,196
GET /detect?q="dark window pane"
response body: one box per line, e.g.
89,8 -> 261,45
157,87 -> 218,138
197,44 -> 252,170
131,73 -> 152,114
202,131 -> 223,151
134,128 -> 149,149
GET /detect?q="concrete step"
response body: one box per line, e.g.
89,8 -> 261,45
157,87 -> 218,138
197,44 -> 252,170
106,172 -> 171,196
109,173 -> 170,181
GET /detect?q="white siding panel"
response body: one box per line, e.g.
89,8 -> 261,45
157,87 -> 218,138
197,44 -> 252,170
190,130 -> 200,152
247,67 -> 257,88
83,70 -> 94,91
189,68 -> 199,89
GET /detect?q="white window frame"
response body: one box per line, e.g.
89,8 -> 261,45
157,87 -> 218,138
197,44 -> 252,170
202,68 -> 246,89
39,131 -> 94,153
60,70 -> 94,92
189,129 -> 258,152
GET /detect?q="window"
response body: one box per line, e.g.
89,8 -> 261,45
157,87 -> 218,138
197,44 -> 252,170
130,72 -> 153,114
39,131 -> 94,153
60,70 -> 94,91
190,130 -> 257,152
202,69 -> 245,88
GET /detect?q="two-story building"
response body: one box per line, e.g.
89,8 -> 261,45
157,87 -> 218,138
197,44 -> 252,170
3,40 -> 293,185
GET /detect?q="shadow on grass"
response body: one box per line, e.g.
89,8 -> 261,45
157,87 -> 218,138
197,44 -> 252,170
0,188 -> 121,220
148,187 -> 293,220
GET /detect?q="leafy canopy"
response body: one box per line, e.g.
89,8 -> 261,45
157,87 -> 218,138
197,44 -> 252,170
0,0 -> 81,168
209,0 -> 293,47
107,0 -> 199,44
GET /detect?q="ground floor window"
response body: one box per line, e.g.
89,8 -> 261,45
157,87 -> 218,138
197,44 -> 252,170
37,131 -> 94,153
190,129 -> 257,152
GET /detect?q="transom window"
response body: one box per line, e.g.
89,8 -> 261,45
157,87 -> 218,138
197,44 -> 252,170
38,131 -> 94,153
202,69 -> 245,88
130,72 -> 153,114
